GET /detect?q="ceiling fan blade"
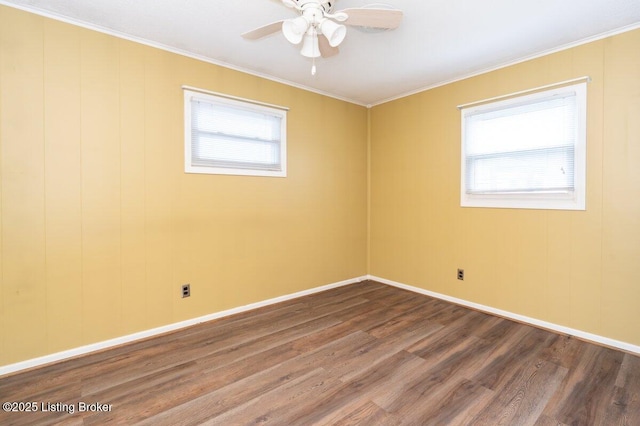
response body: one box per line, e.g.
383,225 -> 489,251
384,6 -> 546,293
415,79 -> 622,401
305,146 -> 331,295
338,8 -> 403,29
318,34 -> 339,58
241,20 -> 285,40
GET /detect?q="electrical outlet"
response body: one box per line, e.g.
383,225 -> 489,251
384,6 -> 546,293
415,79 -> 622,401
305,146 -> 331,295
181,284 -> 191,298
457,269 -> 464,281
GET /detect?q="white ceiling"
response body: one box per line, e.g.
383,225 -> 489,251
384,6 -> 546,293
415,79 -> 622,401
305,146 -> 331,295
2,0 -> 640,106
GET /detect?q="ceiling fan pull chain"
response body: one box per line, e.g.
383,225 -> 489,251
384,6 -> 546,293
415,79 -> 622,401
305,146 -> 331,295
311,33 -> 317,75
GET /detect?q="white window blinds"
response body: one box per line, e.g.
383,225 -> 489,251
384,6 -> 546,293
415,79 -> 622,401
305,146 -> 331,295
465,94 -> 577,194
184,89 -> 287,177
461,81 -> 587,210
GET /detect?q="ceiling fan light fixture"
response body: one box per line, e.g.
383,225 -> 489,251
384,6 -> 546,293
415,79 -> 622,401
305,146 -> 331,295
319,18 -> 346,47
300,29 -> 321,58
282,16 -> 309,44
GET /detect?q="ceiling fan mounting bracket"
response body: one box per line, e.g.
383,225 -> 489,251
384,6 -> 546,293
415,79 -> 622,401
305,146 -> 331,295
290,0 -> 334,14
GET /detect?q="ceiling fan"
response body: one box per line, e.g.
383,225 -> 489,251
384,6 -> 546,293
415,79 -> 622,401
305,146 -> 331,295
242,1 -> 403,74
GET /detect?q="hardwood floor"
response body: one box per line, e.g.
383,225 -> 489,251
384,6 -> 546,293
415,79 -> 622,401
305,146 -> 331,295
1,280 -> 639,425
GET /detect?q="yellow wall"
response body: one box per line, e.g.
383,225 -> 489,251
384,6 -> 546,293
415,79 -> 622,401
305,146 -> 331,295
0,6 -> 368,366
370,28 -> 640,346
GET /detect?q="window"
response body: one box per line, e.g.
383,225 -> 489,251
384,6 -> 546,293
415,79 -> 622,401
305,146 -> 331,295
460,82 -> 587,210
184,88 -> 287,177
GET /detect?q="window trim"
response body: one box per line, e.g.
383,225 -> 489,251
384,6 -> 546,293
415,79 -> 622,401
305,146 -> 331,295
183,87 -> 288,177
460,82 -> 587,211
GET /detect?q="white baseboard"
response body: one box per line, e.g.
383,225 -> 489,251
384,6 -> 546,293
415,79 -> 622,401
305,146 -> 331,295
368,274 -> 640,356
0,276 -> 367,377
4,273 -> 636,377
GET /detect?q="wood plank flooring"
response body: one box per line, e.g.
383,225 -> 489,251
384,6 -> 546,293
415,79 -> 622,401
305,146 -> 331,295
1,280 -> 639,425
